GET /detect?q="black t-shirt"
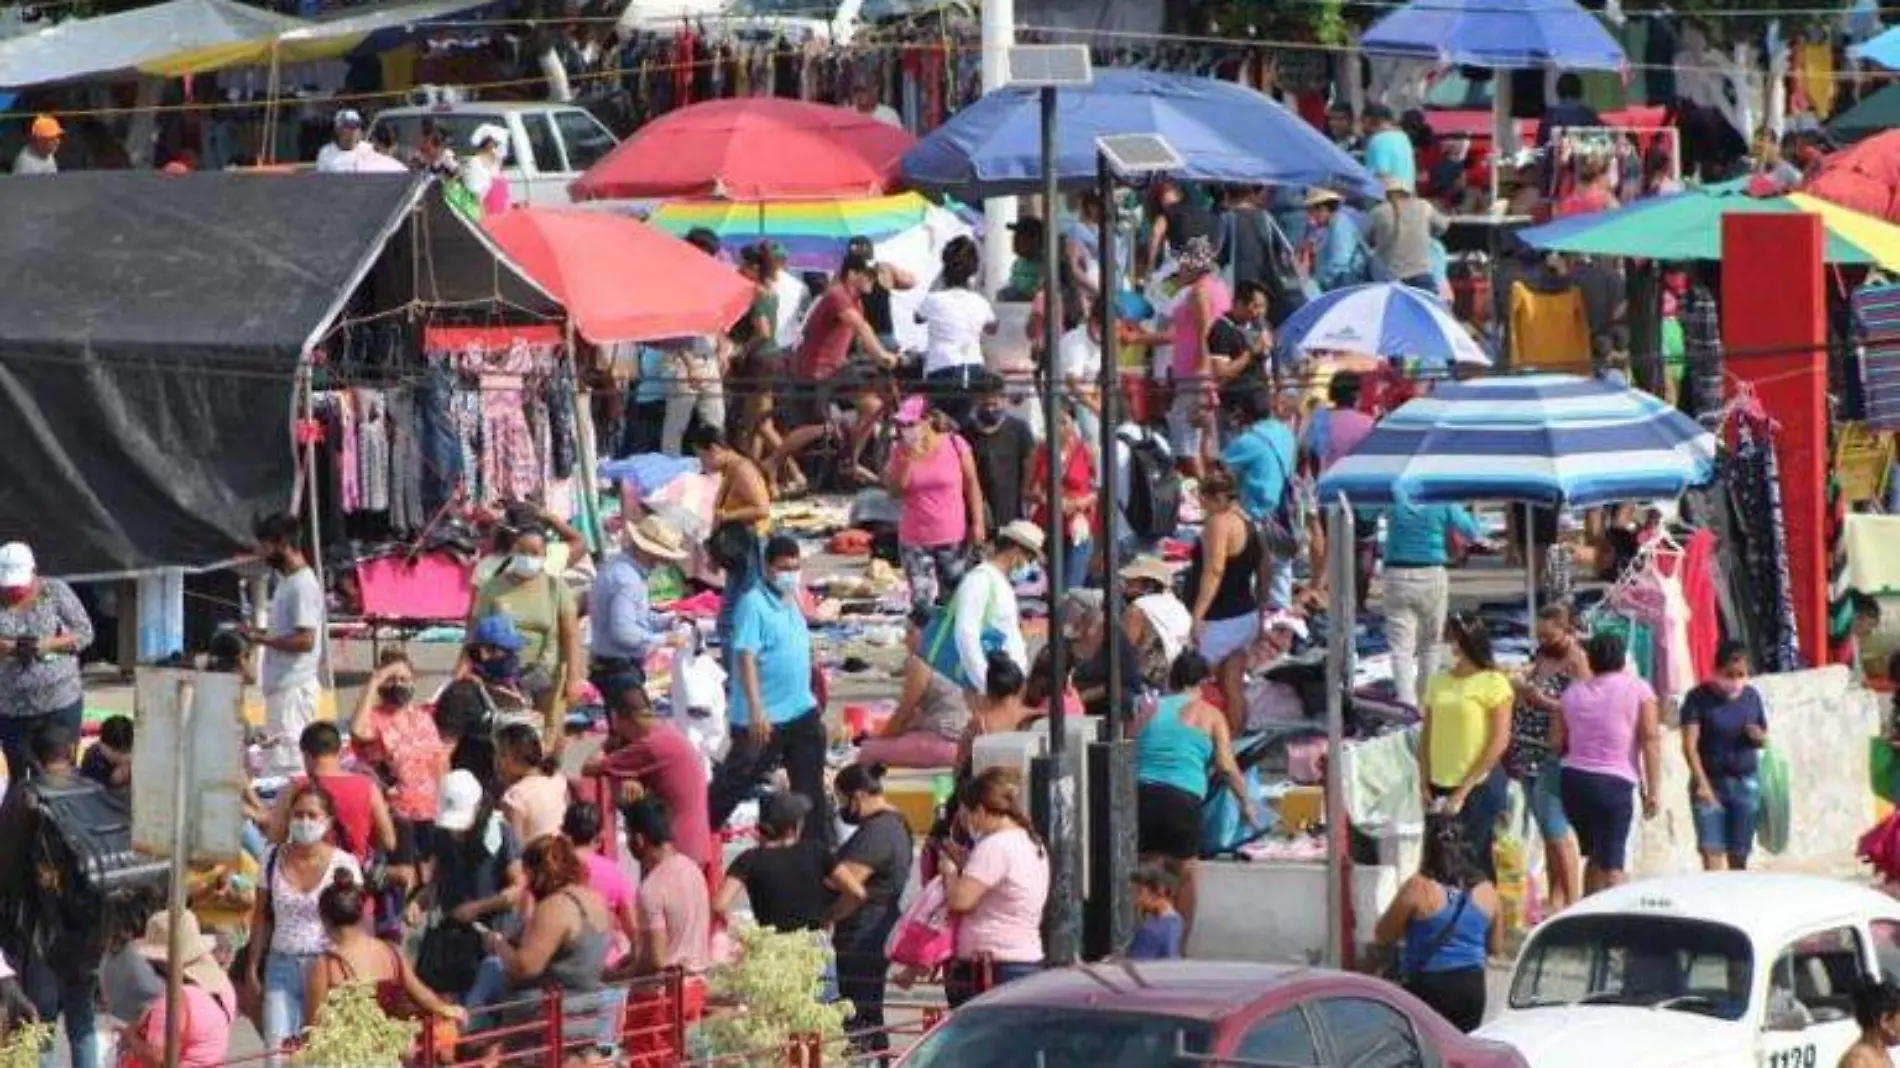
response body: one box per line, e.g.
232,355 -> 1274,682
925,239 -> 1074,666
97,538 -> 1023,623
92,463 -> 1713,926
78,746 -> 118,789
728,840 -> 837,932
966,415 -> 1036,528
834,810 -> 913,937
863,283 -> 896,339
1163,200 -> 1215,254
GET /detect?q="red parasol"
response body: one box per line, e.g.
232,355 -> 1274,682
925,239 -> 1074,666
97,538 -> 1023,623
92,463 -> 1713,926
1804,128 -> 1900,225
484,208 -> 754,344
568,98 -> 915,202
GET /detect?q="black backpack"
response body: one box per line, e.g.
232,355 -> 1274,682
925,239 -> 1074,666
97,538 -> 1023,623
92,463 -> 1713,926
1124,433 -> 1183,541
22,778 -> 166,972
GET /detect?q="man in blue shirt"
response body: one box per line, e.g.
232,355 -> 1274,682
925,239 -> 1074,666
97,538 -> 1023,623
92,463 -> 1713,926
1362,104 -> 1416,193
706,535 -> 832,845
1221,386 -> 1301,609
1382,501 -> 1489,709
1305,189 -> 1367,292
587,515 -> 688,693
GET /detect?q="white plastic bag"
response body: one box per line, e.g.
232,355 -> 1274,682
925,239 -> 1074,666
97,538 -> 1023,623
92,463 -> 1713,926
670,641 -> 729,773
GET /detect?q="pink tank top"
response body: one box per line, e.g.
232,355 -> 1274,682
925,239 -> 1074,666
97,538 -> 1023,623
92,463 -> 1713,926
896,433 -> 969,548
1171,275 -> 1233,378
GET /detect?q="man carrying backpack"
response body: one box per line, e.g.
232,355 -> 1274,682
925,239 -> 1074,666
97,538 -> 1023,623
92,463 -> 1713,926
1115,421 -> 1180,557
0,726 -> 118,1068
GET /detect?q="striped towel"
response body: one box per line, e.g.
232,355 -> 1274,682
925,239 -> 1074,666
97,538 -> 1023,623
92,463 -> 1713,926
1854,283 -> 1900,431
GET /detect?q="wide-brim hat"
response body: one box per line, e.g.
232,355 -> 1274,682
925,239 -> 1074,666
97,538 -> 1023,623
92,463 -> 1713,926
626,515 -> 688,561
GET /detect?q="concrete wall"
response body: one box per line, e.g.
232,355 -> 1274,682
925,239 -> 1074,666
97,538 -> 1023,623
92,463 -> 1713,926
1630,665 -> 1882,877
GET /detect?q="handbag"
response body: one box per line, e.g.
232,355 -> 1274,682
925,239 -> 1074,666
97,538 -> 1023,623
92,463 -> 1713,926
919,573 -> 1004,691
886,876 -> 957,970
415,917 -> 487,997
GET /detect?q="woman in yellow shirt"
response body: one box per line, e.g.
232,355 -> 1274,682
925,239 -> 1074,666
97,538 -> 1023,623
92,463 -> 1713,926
1419,612 -> 1514,879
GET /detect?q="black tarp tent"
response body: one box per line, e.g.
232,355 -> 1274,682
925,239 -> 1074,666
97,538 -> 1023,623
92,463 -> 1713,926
0,170 -> 556,577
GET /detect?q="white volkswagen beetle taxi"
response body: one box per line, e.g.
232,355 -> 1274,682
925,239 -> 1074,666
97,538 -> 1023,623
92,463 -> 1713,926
1479,873 -> 1900,1068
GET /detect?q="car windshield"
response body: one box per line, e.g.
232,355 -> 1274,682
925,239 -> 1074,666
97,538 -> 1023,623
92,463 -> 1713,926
369,113 -> 495,162
902,1007 -> 1215,1068
1510,914 -> 1754,1021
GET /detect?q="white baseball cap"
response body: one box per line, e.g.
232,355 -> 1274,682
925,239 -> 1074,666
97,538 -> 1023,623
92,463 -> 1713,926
0,542 -> 35,588
435,769 -> 485,832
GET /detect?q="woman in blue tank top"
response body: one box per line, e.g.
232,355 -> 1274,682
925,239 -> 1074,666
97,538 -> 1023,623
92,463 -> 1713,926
1372,815 -> 1501,1032
1133,651 -> 1255,948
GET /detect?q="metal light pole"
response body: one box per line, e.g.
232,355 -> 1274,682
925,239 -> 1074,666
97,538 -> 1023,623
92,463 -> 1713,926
1007,43 -> 1091,966
1324,498 -> 1358,969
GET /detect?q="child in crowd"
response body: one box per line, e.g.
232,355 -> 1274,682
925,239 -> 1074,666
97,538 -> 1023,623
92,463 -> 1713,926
1127,863 -> 1185,960
81,714 -> 133,790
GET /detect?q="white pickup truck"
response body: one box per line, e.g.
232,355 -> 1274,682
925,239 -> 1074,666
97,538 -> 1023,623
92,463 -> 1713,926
1480,873 -> 1900,1068
367,102 -> 619,207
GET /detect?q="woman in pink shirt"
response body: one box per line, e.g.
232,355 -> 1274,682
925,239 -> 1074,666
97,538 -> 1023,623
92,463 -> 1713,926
887,395 -> 986,610
940,767 -> 1049,1007
1556,633 -> 1662,896
1165,236 -> 1232,479
119,911 -> 237,1068
565,802 -> 639,967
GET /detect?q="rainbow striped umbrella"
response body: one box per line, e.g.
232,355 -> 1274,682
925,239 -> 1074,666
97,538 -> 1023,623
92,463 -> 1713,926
646,193 -> 937,271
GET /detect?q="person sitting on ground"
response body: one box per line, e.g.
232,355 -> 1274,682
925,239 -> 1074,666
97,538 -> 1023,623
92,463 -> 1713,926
859,608 -> 971,770
116,911 -> 239,1068
1126,863 -> 1185,961
1120,556 -> 1192,693
1063,588 -> 1143,722
1372,815 -> 1501,1033
80,714 -> 133,791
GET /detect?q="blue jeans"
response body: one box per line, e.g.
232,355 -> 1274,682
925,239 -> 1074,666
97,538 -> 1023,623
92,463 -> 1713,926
1692,774 -> 1761,866
1268,557 -> 1295,611
462,954 -> 509,1030
262,951 -> 320,1059
1523,763 -> 1572,840
1061,539 -> 1095,589
23,957 -> 98,1068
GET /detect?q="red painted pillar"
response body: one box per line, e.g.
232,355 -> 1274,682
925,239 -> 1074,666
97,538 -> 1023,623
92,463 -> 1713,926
1721,214 -> 1829,669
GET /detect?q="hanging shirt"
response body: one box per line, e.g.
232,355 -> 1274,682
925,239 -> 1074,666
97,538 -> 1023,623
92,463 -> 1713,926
1509,281 -> 1592,373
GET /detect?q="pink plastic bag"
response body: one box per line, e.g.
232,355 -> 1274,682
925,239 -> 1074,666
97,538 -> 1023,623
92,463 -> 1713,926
885,876 -> 956,970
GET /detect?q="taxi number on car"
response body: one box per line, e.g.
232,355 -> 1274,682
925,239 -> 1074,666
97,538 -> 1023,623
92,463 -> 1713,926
1766,1046 -> 1817,1068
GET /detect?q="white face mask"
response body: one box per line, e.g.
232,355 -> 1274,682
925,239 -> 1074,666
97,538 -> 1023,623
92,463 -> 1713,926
288,816 -> 329,846
510,554 -> 545,579
901,425 -> 924,449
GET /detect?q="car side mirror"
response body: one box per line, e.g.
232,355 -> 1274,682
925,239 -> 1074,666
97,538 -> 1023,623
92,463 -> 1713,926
1763,1007 -> 1808,1033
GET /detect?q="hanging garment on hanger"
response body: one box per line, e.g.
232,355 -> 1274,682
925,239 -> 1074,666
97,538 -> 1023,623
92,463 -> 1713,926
1509,278 -> 1592,372
335,390 -> 362,513
1794,41 -> 1838,119
354,387 -> 391,514
385,385 -> 427,535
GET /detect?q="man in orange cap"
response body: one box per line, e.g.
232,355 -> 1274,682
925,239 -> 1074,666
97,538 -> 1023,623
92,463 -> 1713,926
13,115 -> 61,175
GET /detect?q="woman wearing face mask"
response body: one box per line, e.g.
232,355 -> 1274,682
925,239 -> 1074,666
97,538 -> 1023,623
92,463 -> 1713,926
0,540 -> 95,780
827,763 -> 912,1059
1026,404 -> 1098,589
495,723 -> 570,844
940,767 -> 1049,1007
1419,612 -> 1514,881
459,615 -> 536,731
468,526 -> 585,741
116,911 -> 237,1068
242,782 -> 362,1060
1680,641 -> 1769,872
351,649 -> 446,891
888,395 -> 987,611
1842,978 -> 1900,1067
1504,605 -> 1586,914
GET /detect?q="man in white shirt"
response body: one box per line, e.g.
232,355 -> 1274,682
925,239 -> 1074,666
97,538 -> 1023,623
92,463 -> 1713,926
852,82 -> 903,129
243,512 -> 326,772
12,114 -> 61,175
314,109 -> 377,173
769,244 -> 811,349
947,521 -> 1041,695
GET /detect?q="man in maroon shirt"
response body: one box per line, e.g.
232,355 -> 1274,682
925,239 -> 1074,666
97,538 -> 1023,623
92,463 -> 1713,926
770,254 -> 896,487
587,675 -> 717,883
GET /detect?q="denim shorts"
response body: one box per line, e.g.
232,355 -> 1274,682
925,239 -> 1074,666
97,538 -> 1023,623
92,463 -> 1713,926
1692,774 -> 1760,861
1522,763 -> 1572,840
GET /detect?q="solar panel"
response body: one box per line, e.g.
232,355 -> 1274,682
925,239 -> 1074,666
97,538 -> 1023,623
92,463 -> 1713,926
1006,45 -> 1093,87
1096,134 -> 1184,176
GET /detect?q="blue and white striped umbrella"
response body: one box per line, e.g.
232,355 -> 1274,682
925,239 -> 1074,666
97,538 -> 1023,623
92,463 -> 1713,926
1276,282 -> 1491,369
1316,374 -> 1719,508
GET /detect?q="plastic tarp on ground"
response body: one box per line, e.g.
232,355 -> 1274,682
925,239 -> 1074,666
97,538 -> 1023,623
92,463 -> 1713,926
0,171 -> 556,578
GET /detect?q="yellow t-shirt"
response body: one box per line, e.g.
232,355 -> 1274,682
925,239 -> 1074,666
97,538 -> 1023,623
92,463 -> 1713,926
1424,669 -> 1513,788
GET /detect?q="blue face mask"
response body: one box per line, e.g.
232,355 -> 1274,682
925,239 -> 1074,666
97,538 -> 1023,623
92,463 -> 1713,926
774,571 -> 801,595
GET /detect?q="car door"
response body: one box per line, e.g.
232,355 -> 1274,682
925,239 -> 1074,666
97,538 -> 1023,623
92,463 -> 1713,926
551,108 -> 617,189
1758,926 -> 1867,1068
1310,996 -> 1436,1068
514,112 -> 567,206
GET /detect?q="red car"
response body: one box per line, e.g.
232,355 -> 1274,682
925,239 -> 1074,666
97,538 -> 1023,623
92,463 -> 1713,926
896,961 -> 1528,1068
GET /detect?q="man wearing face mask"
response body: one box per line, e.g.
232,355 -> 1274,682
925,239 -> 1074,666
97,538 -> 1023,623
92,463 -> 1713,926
707,537 -> 833,848
941,521 -> 1040,697
244,514 -> 325,775
964,378 -> 1035,530
588,516 -> 690,694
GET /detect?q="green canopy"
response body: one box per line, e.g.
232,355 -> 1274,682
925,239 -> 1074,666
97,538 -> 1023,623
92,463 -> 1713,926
1514,183 -> 1900,269
1830,83 -> 1900,144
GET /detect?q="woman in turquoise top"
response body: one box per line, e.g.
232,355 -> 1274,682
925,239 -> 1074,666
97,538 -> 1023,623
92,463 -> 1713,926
1134,651 -> 1253,946
1374,816 -> 1502,1033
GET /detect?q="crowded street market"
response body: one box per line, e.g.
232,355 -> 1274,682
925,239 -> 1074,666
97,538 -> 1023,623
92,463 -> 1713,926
7,0 -> 1900,1064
